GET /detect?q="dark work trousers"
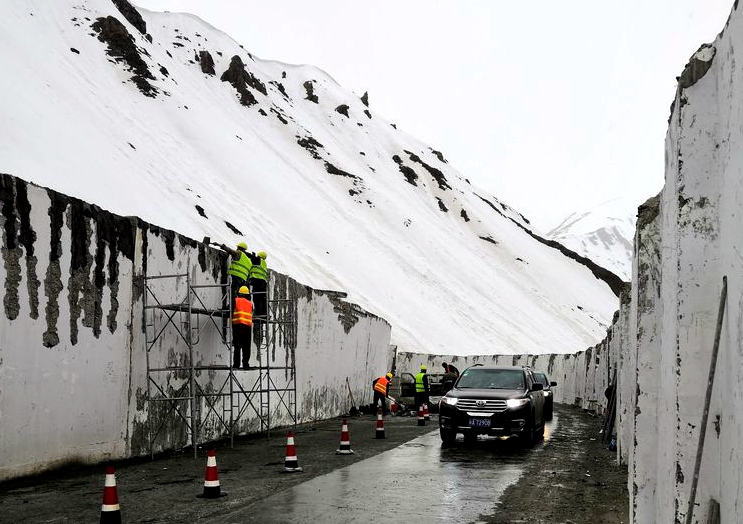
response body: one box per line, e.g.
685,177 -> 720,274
232,323 -> 252,368
414,392 -> 430,412
249,279 -> 267,319
373,391 -> 388,414
230,275 -> 246,298
250,279 -> 267,346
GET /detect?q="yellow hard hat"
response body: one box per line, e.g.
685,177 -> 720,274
238,285 -> 250,295
421,364 -> 427,371
237,241 -> 248,250
258,250 -> 267,259
386,372 -> 393,379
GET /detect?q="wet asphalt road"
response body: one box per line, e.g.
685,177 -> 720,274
0,411 -> 563,523
209,419 -> 556,524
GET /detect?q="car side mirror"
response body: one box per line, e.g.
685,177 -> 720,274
531,383 -> 543,391
550,381 -> 557,387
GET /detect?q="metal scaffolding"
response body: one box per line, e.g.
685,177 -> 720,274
143,261 -> 297,457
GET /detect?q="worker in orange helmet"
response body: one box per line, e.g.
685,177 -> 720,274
372,372 -> 394,415
232,285 -> 254,369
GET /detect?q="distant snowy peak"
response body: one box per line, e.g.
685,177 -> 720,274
546,198 -> 636,282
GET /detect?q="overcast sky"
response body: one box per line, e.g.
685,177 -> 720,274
135,0 -> 734,230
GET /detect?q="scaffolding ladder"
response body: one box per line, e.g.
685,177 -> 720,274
143,259 -> 297,457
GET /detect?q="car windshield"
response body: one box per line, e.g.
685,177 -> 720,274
457,369 -> 524,390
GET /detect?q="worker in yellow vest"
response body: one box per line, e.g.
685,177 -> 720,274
247,250 -> 268,320
232,286 -> 254,369
372,372 -> 394,415
220,241 -> 252,297
414,364 -> 430,412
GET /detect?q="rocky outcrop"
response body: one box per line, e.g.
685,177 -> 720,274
220,55 -> 263,106
111,0 -> 146,35
198,50 -> 215,75
91,16 -> 156,97
303,80 -> 318,103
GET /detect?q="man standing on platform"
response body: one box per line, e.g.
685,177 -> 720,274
232,286 -> 253,369
221,241 -> 252,298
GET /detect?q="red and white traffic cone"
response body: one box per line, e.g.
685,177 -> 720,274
197,449 -> 227,498
283,432 -> 303,472
417,405 -> 426,426
376,409 -> 386,439
423,403 -> 430,421
336,419 -> 355,454
100,465 -> 121,524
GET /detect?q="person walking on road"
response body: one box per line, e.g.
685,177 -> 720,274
232,286 -> 254,369
221,241 -> 252,298
414,364 -> 430,412
372,372 -> 394,415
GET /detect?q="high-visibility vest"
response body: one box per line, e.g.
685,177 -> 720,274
249,259 -> 268,281
415,372 -> 427,393
228,252 -> 251,281
232,297 -> 253,325
374,376 -> 390,394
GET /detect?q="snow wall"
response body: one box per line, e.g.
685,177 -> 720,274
403,5 -> 743,521
619,6 -> 743,520
0,173 -> 391,481
395,284 -> 628,415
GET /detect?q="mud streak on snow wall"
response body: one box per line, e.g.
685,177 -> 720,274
0,173 -> 391,481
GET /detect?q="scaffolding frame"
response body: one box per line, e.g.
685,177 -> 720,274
143,260 -> 297,457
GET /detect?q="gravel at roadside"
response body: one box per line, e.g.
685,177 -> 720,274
482,404 -> 629,524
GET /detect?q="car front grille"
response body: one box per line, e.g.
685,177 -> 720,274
456,399 -> 507,413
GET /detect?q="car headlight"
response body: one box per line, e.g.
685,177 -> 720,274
441,397 -> 458,406
506,398 -> 529,408
544,391 -> 551,397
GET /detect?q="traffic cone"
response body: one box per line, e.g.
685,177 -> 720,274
100,465 -> 121,524
423,403 -> 430,421
336,419 -> 355,454
417,405 -> 425,426
283,432 -> 303,472
375,409 -> 386,439
197,449 -> 227,498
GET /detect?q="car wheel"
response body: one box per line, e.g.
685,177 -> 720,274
440,427 -> 456,444
533,421 -> 545,443
519,418 -> 535,447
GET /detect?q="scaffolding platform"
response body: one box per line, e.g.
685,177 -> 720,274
143,262 -> 298,457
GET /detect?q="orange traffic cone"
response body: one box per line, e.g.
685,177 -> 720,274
336,419 -> 355,454
423,403 -> 430,421
283,432 -> 303,472
197,449 -> 227,498
100,465 -> 121,524
376,409 -> 386,439
417,405 -> 425,426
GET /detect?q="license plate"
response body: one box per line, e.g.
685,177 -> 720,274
469,418 -> 491,428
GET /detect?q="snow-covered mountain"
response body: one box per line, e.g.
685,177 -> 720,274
0,0 -> 621,356
546,197 -> 636,282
